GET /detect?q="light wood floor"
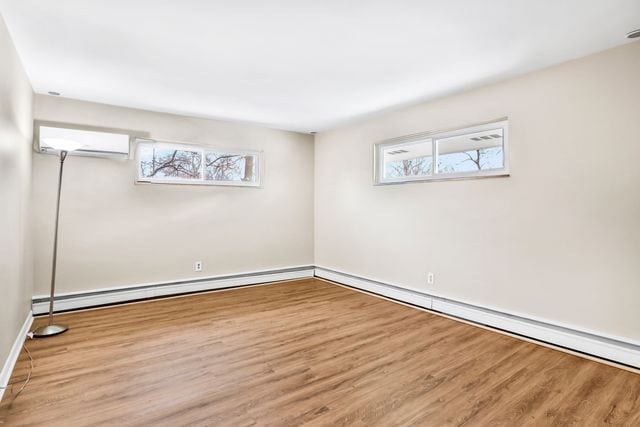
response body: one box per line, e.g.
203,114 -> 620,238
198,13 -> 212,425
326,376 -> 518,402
1,279 -> 639,426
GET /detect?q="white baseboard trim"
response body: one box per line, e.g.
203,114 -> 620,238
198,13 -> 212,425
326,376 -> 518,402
32,266 -> 314,315
315,267 -> 434,310
314,266 -> 640,369
0,311 -> 33,402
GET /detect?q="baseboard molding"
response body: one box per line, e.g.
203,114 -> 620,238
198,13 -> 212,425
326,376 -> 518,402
0,311 -> 33,402
28,264 -> 640,369
32,266 -> 314,315
314,266 -> 640,369
315,267 -> 434,310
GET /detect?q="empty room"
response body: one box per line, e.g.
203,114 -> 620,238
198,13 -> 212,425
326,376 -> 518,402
1,1 -> 639,425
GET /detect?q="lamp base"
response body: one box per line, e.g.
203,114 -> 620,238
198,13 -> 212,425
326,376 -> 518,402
32,324 -> 68,338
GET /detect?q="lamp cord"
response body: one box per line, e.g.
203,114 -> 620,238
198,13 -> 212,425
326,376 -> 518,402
0,342 -> 34,400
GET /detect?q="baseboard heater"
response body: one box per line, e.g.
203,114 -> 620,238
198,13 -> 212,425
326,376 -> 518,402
31,265 -> 314,315
30,264 -> 639,370
314,266 -> 640,370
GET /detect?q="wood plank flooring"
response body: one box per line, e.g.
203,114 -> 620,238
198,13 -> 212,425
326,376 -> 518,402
1,278 -> 639,426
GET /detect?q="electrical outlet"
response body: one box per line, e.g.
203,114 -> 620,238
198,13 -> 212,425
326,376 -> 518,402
427,272 -> 435,285
194,261 -> 203,272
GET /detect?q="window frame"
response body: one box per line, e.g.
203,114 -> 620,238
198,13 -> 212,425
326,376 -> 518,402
34,121 -> 132,159
374,118 -> 509,185
134,139 -> 263,187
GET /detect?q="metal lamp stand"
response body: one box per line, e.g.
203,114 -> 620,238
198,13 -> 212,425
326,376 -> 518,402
33,150 -> 70,338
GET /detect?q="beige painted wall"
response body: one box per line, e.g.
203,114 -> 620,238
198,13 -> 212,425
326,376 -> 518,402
315,42 -> 640,342
0,16 -> 33,367
32,96 -> 314,295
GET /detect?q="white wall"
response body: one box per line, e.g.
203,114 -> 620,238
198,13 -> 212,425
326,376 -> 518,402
32,96 -> 314,295
0,16 -> 33,367
315,42 -> 640,342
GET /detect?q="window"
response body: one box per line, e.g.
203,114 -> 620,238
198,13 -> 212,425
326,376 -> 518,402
36,123 -> 130,158
375,119 -> 508,184
380,138 -> 433,181
135,139 -> 262,186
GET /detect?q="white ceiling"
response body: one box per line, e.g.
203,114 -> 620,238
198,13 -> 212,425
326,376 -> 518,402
1,1 -> 638,133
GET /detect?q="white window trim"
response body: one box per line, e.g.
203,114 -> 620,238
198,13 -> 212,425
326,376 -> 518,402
374,118 -> 509,185
134,138 -> 263,187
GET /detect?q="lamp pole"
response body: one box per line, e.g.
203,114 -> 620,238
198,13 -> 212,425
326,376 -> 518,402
33,150 -> 70,337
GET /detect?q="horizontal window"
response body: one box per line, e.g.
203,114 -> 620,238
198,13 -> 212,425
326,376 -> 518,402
381,138 -> 433,180
36,123 -> 130,158
135,140 -> 262,187
375,119 -> 508,184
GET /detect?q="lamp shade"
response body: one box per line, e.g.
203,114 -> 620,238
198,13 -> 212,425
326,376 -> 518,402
42,138 -> 84,152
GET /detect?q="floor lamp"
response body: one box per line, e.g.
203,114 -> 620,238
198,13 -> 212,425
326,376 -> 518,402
33,138 -> 83,338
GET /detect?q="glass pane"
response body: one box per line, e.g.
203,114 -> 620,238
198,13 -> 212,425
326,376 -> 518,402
139,145 -> 202,180
204,152 -> 258,183
437,128 -> 504,174
382,139 -> 433,180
